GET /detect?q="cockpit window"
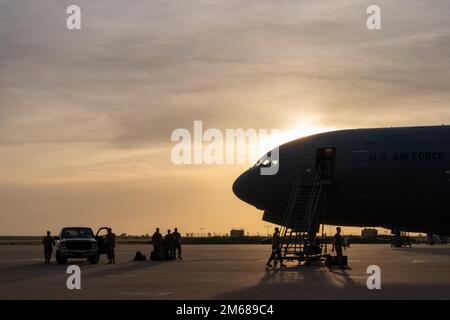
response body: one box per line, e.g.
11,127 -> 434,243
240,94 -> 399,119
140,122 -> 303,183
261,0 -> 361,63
254,152 -> 279,168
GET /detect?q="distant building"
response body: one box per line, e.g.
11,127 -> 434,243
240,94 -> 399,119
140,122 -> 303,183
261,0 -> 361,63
361,228 -> 378,238
230,229 -> 245,238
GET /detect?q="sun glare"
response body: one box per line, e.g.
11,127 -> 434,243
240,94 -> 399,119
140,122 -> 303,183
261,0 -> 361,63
255,119 -> 337,159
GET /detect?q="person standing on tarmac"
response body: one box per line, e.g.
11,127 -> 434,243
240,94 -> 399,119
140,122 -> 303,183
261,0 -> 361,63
165,229 -> 175,260
152,228 -> 163,259
332,226 -> 346,266
105,228 -> 116,264
42,231 -> 55,264
266,227 -> 286,267
172,228 -> 183,260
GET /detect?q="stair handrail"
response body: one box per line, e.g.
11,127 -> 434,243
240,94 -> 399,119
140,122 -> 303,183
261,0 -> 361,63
302,164 -> 323,234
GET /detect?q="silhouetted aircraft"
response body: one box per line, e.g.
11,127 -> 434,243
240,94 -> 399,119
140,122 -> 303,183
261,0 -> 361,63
233,125 -> 450,236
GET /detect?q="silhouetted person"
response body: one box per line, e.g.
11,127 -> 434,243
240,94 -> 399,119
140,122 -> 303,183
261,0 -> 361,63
165,229 -> 175,260
172,228 -> 182,260
346,238 -> 351,248
427,233 -> 435,245
332,226 -> 346,266
152,228 -> 163,259
105,228 -> 116,264
42,231 -> 55,264
266,227 -> 286,267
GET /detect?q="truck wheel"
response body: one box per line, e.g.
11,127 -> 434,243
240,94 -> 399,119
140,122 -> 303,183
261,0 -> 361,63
88,255 -> 99,264
56,254 -> 67,265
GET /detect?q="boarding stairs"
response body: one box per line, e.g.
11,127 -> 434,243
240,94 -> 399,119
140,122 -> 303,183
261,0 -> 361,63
279,165 -> 328,264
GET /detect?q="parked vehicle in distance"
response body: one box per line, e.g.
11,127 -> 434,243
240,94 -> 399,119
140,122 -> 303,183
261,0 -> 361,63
55,227 -> 99,264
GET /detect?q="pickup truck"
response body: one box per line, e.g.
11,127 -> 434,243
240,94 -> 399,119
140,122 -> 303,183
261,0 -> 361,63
55,227 -> 99,264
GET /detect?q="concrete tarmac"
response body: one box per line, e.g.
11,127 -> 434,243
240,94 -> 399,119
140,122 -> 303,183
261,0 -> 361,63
0,244 -> 449,299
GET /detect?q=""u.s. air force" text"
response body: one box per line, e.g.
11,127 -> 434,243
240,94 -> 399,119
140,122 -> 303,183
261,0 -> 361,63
369,152 -> 445,162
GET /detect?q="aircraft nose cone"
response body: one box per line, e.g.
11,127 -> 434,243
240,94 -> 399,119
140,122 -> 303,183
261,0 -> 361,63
232,168 -> 267,209
232,171 -> 251,202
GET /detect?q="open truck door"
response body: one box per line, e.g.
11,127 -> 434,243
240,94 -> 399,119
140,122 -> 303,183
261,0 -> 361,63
95,227 -> 109,255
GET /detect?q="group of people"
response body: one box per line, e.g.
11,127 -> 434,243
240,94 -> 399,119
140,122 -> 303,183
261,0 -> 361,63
266,226 -> 347,267
42,226 -> 180,264
151,227 -> 182,261
42,225 -> 347,266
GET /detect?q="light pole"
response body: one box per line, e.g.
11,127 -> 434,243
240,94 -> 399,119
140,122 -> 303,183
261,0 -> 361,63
199,227 -> 205,237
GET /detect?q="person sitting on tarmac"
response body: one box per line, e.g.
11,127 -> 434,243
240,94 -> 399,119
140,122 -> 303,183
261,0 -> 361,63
266,227 -> 286,268
42,231 -> 55,264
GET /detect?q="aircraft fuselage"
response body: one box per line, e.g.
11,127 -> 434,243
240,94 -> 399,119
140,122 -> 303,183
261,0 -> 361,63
232,126 -> 450,235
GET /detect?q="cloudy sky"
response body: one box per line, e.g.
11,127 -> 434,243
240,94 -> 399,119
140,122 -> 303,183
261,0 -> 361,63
1,0 -> 450,235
